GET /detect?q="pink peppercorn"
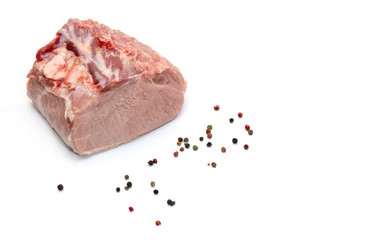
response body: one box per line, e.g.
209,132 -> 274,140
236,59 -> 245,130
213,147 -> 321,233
129,206 -> 134,212
174,151 -> 178,157
245,125 -> 250,131
238,112 -> 243,118
156,220 -> 161,226
153,158 -> 157,164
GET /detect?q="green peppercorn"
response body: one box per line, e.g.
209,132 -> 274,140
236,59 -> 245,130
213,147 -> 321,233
127,182 -> 132,188
185,143 -> 190,149
148,160 -> 154,166
184,137 -> 189,143
211,162 -> 217,168
151,181 -> 155,187
178,137 -> 183,142
193,145 -> 198,151
207,142 -> 212,147
125,186 -> 129,191
248,129 -> 253,135
199,137 -> 204,141
207,125 -> 213,130
124,175 -> 129,180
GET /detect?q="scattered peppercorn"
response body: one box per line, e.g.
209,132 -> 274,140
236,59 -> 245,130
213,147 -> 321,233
207,133 -> 212,139
116,187 -> 120,192
211,162 -> 217,168
221,147 -> 226,153
178,137 -> 183,142
248,129 -> 253,135
148,160 -> 154,166
207,163 -> 210,166
229,118 -> 234,123
155,220 -> 161,226
238,112 -> 243,118
207,125 -> 213,130
214,105 -> 220,111
207,142 -> 212,147
153,158 -> 158,164
167,199 -> 176,206
184,137 -> 189,142
174,151 -> 178,157
244,144 -> 249,150
185,143 -> 190,149
129,206 -> 134,212
180,147 -> 184,152
151,181 -> 155,187
57,184 -> 63,191
199,137 -> 204,141
245,125 -> 250,131
127,182 -> 132,188
125,186 -> 129,191
124,175 -> 129,180
206,129 -> 211,134
153,189 -> 159,195
193,145 -> 198,151
232,138 -> 238,144
177,141 -> 181,146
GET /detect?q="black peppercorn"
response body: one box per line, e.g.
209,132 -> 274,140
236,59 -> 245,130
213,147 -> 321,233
116,187 -> 120,192
57,184 -> 63,191
148,160 -> 154,166
229,118 -> 234,123
153,189 -> 159,195
232,138 -> 238,144
178,137 -> 183,142
167,199 -> 172,205
124,175 -> 129,180
211,162 -> 217,168
199,137 -> 204,141
127,182 -> 132,188
207,142 -> 212,147
185,143 -> 190,149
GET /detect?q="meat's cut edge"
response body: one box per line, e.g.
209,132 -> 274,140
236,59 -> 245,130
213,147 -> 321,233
27,19 -> 187,155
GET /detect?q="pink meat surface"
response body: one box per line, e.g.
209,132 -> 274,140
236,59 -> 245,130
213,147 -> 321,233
27,19 -> 186,155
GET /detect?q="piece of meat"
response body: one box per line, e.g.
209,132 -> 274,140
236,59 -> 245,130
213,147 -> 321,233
27,19 -> 186,155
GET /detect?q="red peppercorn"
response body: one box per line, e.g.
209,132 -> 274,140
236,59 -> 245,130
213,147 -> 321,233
174,151 -> 178,157
221,147 -> 226,153
238,112 -> 243,118
129,206 -> 134,212
208,163 -> 210,166
180,147 -> 184,152
155,220 -> 161,226
206,129 -> 211,134
245,125 -> 250,131
244,144 -> 249,150
153,158 -> 158,164
214,105 -> 220,111
207,133 -> 212,139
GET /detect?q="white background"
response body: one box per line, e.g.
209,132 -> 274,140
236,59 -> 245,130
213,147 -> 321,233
1,0 -> 367,239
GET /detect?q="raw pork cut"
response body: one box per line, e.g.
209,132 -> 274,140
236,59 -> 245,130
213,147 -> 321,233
27,19 -> 186,155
